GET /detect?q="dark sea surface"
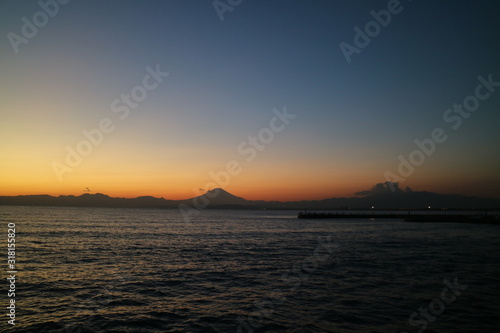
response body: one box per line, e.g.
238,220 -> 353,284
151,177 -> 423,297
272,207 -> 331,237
1,206 -> 499,332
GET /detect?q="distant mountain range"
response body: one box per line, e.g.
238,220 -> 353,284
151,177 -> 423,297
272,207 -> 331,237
1,184 -> 500,210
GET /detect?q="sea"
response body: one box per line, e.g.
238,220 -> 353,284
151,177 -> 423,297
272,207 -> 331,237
1,206 -> 499,332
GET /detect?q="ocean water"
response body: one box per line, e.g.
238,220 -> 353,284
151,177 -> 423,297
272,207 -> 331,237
1,206 -> 499,332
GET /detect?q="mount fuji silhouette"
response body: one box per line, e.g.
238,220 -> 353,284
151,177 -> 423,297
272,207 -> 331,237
178,188 -> 251,208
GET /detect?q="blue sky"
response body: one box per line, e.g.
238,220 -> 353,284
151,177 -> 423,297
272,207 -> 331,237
1,0 -> 499,199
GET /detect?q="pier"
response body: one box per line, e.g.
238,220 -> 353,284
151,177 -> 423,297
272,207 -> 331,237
297,211 -> 500,224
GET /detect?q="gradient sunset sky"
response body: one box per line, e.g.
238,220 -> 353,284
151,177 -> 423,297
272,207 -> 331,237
1,0 -> 499,201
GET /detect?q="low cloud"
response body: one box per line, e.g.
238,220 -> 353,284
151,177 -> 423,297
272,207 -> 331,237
355,182 -> 413,197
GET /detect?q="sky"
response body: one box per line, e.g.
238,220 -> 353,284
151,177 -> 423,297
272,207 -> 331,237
1,0 -> 499,201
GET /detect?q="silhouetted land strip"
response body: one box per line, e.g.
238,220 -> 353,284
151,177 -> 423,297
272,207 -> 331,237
297,211 -> 500,224
1,187 -> 500,210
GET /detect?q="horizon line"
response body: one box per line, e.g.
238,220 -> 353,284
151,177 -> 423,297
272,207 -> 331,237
2,187 -> 500,202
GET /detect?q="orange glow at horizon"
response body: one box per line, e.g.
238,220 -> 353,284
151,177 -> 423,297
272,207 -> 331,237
3,135 -> 500,200
2,97 -> 499,201
3,162 -> 500,200
0,156 -> 382,201
0,120 -> 381,201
